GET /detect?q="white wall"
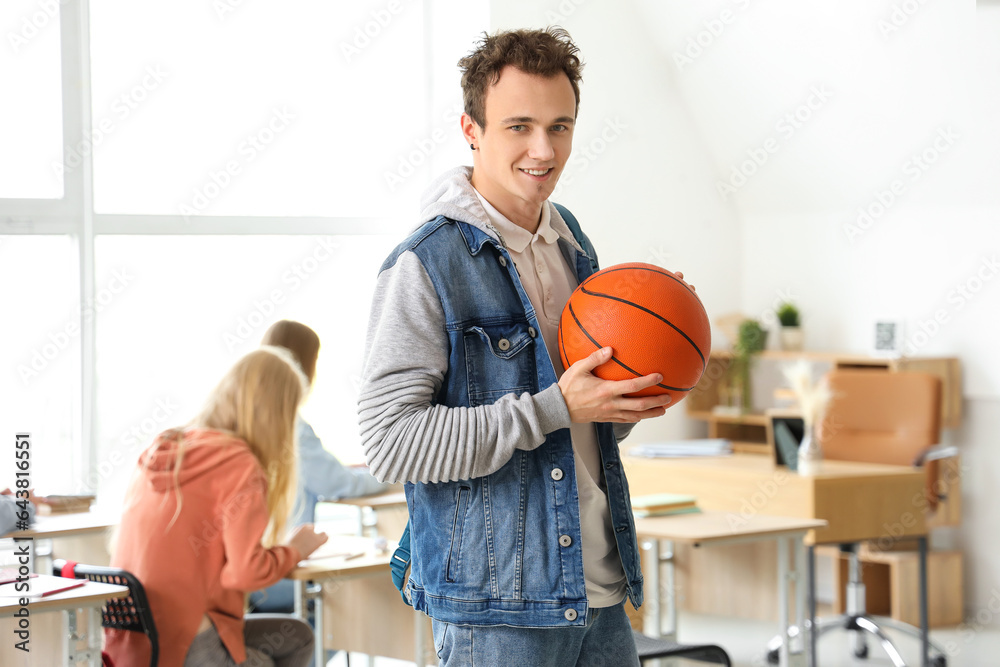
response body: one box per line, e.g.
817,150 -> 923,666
492,0 -> 746,443
493,0 -> 1000,620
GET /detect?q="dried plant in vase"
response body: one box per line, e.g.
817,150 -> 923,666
781,360 -> 832,475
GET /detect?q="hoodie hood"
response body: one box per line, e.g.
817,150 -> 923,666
138,428 -> 253,493
417,166 -> 584,254
419,166 -> 491,230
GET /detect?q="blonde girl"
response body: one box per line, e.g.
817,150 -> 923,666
106,347 -> 328,667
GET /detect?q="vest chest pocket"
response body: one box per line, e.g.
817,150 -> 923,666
463,324 -> 536,406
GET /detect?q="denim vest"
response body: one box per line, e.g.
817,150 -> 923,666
382,214 -> 644,627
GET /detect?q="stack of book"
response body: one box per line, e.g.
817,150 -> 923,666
628,439 -> 732,458
631,493 -> 700,518
36,494 -> 96,515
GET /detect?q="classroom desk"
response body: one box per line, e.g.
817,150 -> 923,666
7,511 -> 117,540
287,534 -> 433,667
635,512 -> 827,667
623,454 -> 927,545
0,576 -> 128,666
623,453 -> 931,666
3,510 -> 117,574
330,489 -> 407,538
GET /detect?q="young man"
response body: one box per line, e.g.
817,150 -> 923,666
359,28 -> 672,666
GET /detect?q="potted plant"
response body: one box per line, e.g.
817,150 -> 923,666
776,302 -> 803,351
730,319 -> 767,413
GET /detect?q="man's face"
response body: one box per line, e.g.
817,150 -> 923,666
464,66 -> 576,226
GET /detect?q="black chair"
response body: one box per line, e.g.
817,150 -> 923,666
633,629 -> 732,665
53,559 -> 159,667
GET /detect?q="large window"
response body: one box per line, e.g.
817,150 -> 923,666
93,235 -> 396,505
0,237 -> 80,492
0,1 -> 64,198
2,0 -> 488,498
89,0 -> 430,218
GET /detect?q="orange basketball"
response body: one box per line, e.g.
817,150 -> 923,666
557,262 -> 711,403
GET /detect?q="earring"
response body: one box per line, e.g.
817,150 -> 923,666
469,143 -> 476,150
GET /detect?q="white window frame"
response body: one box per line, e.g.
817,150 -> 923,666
1,0 -> 452,491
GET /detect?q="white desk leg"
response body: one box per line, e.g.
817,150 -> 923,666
63,606 -> 102,667
794,537 -> 807,666
292,580 -> 326,667
777,537 -> 790,667
415,610 -> 427,667
663,540 -> 676,639
293,580 -> 305,618
644,539 -> 661,636
88,607 -> 102,667
311,583 -> 325,667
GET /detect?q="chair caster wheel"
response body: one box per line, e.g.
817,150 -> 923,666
765,648 -> 779,665
931,656 -> 947,667
853,644 -> 869,659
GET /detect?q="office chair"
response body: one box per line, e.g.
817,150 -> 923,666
768,370 -> 953,667
54,559 -> 159,667
633,629 -> 732,665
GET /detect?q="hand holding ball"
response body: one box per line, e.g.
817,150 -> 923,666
557,263 -> 712,405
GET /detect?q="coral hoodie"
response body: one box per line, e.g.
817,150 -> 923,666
104,428 -> 301,667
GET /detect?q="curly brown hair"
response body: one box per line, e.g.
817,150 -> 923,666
458,27 -> 584,129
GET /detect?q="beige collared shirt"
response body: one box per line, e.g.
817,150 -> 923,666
473,191 -> 626,608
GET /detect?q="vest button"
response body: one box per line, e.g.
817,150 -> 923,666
550,468 -> 564,481
559,534 -> 572,547
498,338 -> 511,351
528,326 -> 537,338
564,608 -> 578,621
498,255 -> 507,267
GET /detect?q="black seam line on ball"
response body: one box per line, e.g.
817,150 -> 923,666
568,302 -> 692,392
579,280 -> 706,369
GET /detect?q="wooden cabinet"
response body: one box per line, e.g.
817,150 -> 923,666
686,351 -> 962,454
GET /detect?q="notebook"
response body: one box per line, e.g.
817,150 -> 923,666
631,493 -> 701,517
0,574 -> 86,598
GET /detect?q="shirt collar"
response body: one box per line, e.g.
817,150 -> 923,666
473,191 -> 560,253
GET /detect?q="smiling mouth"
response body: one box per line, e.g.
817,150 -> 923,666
520,168 -> 552,177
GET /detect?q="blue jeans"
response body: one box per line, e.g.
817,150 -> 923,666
250,580 -> 295,613
431,601 -> 639,667
248,580 -> 335,667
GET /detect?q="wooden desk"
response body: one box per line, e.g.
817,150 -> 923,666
624,454 -> 926,545
624,452 -> 932,665
6,512 -> 117,540
329,490 -> 408,540
0,577 -> 128,666
635,512 -> 826,667
332,490 -> 406,511
287,535 -> 432,667
3,511 -> 117,574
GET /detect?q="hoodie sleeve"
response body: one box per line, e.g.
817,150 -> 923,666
298,419 -> 389,500
0,495 -> 33,533
358,250 -> 571,484
218,461 -> 300,591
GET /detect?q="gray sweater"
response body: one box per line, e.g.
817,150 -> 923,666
358,167 -> 632,485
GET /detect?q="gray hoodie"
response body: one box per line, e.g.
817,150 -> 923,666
358,167 -> 634,485
357,167 -> 584,484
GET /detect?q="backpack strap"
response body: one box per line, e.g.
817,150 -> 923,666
390,521 -> 413,606
553,202 -> 599,272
